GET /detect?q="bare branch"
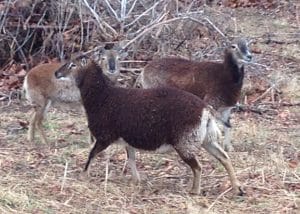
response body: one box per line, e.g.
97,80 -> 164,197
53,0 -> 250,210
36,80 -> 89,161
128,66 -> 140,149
124,0 -> 164,28
104,0 -> 120,22
126,0 -> 139,17
82,0 -> 118,38
121,0 -> 127,21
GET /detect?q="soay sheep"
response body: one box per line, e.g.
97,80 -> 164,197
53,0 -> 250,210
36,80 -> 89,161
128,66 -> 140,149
54,57 -> 244,195
138,38 -> 252,151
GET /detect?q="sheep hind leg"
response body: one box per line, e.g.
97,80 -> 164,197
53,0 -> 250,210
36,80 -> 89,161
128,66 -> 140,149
29,103 -> 48,144
35,113 -> 48,145
174,145 -> 202,195
28,110 -> 37,142
35,101 -> 50,145
84,140 -> 110,173
125,146 -> 140,183
202,140 -> 244,196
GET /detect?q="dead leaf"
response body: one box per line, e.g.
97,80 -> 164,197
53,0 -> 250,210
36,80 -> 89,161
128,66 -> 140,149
288,160 -> 298,169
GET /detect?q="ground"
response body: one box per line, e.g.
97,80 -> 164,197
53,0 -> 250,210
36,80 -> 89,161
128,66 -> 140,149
0,3 -> 300,214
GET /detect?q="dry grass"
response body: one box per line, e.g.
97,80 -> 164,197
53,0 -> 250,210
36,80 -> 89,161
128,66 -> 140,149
0,97 -> 299,214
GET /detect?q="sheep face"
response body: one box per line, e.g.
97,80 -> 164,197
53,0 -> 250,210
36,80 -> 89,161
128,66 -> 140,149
93,47 -> 125,82
230,39 -> 252,63
55,56 -> 87,85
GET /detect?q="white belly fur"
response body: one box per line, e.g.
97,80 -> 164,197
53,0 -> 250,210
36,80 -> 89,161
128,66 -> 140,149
115,138 -> 173,154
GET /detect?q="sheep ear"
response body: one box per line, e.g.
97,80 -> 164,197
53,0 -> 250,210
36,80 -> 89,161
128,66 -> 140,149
114,46 -> 128,58
93,47 -> 105,61
80,56 -> 88,66
98,47 -> 105,55
119,48 -> 128,58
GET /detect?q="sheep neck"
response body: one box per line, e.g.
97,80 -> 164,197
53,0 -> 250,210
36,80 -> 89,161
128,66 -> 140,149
223,49 -> 244,85
79,66 -> 111,113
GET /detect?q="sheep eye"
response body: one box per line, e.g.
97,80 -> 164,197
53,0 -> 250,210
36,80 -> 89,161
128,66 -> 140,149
81,58 -> 88,66
68,63 -> 77,69
231,45 -> 237,49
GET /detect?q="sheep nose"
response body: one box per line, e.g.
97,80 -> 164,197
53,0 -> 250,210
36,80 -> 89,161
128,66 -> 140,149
109,69 -> 117,74
55,71 -> 62,79
246,54 -> 252,62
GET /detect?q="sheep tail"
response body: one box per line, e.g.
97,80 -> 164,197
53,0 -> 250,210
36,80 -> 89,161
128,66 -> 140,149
206,105 -> 231,128
199,108 -> 222,144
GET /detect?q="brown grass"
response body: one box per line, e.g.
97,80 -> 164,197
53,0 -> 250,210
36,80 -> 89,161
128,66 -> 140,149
0,98 -> 299,214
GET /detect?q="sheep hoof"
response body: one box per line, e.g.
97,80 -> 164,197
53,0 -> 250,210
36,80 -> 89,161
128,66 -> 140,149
224,144 -> 234,152
131,176 -> 141,184
234,186 -> 245,196
189,188 -> 200,195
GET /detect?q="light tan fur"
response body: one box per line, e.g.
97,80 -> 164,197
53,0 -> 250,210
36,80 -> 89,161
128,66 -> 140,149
23,49 -> 122,144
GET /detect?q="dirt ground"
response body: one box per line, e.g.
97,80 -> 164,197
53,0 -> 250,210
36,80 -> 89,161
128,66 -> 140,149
1,4 -> 300,214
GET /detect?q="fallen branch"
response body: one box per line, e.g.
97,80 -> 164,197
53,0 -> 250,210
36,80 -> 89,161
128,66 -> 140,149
234,104 -> 264,115
280,102 -> 300,107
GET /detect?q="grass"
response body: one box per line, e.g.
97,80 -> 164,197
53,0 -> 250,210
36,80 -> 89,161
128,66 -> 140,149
0,97 -> 299,214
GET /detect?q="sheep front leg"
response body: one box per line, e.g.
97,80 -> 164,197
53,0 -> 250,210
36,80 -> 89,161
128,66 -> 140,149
28,110 -> 37,142
87,131 -> 95,144
174,144 -> 202,195
82,106 -> 95,144
125,146 -> 141,183
219,107 -> 234,152
223,126 -> 233,152
202,140 -> 244,195
84,140 -> 110,172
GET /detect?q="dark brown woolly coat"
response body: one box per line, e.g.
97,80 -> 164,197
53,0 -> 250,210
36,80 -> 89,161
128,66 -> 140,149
76,62 -> 208,150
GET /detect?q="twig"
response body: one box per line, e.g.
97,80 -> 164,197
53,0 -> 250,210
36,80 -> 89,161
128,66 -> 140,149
78,1 -> 85,50
124,14 -> 227,49
124,17 -> 183,49
280,102 -> 300,107
120,0 -> 127,21
82,0 -> 117,39
235,104 -> 264,115
124,0 -> 164,29
121,60 -> 147,63
282,168 -> 287,184
243,184 -> 274,192
0,0 -> 12,32
120,67 -> 142,73
127,0 -> 139,17
104,156 -> 110,198
0,91 -> 15,108
207,187 -> 232,212
292,172 -> 300,181
60,161 -> 68,193
201,17 -> 226,38
187,0 -> 198,12
104,0 -> 120,22
296,4 -> 300,29
252,86 -> 273,103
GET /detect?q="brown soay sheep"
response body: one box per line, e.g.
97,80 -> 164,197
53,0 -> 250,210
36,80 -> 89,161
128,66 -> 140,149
138,38 -> 252,151
23,47 -> 122,144
54,59 -> 244,195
